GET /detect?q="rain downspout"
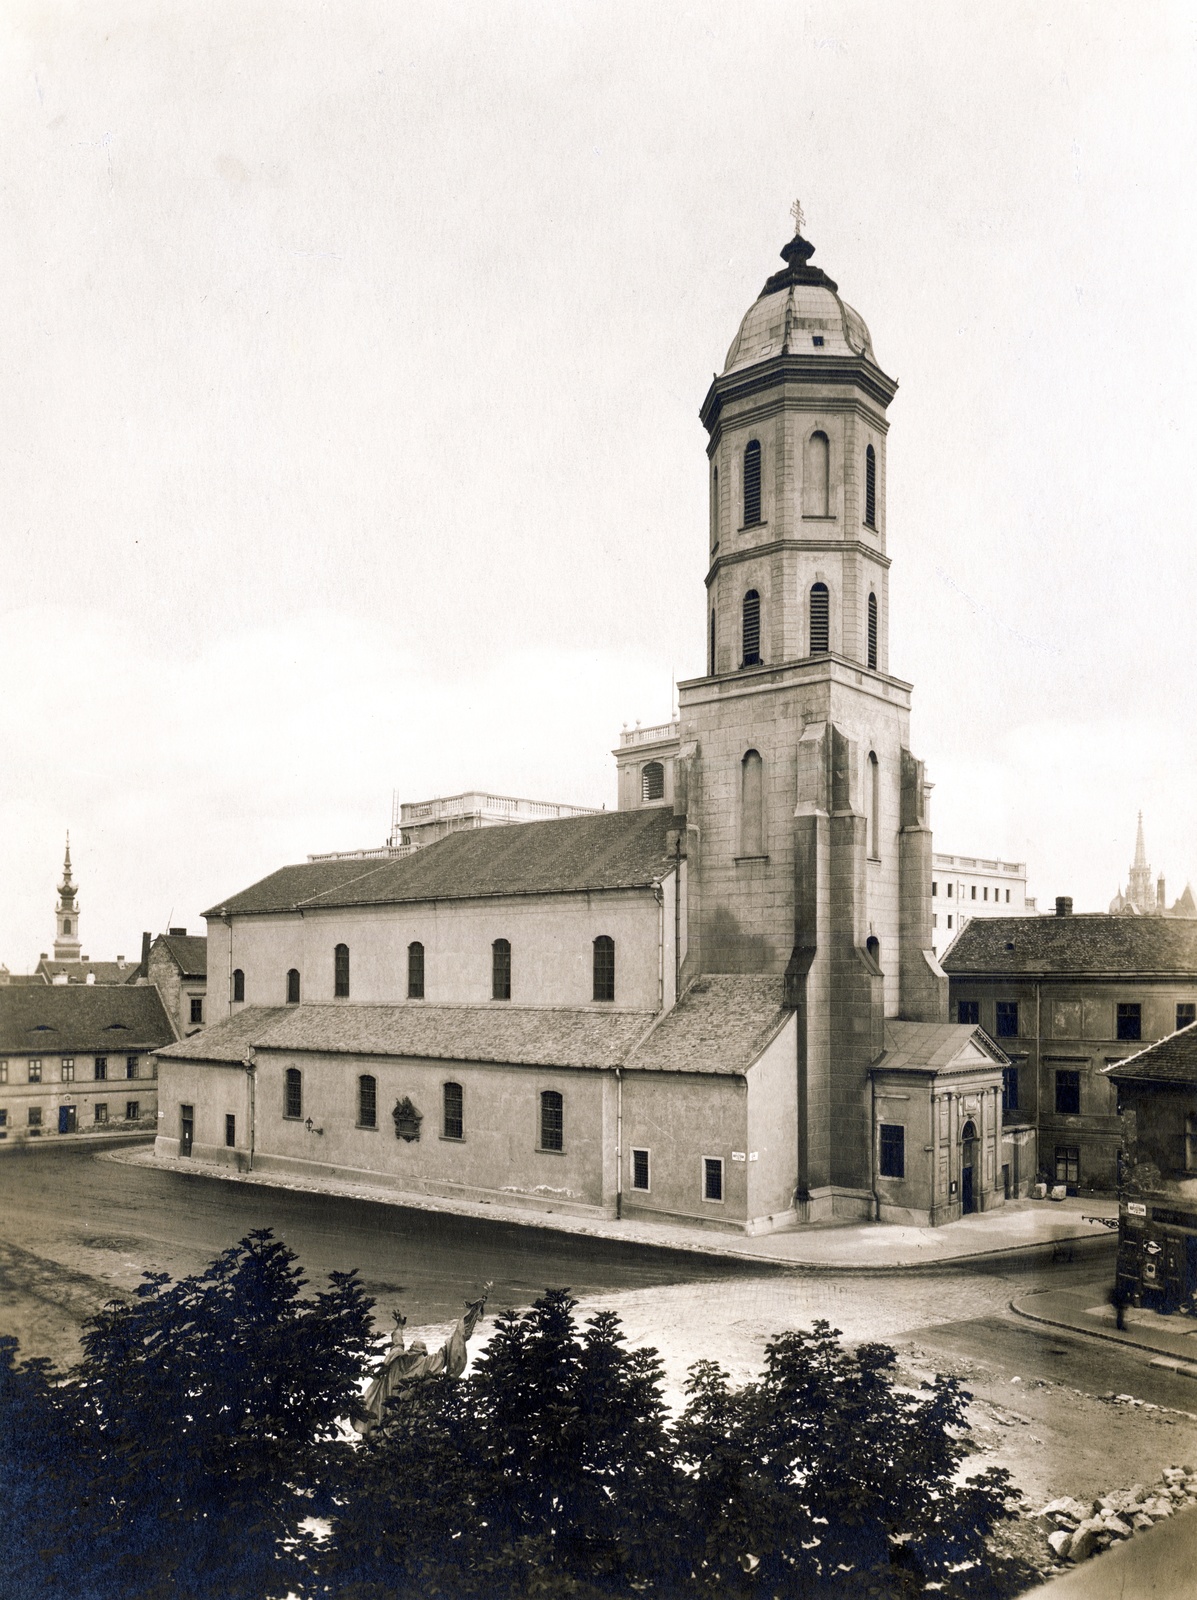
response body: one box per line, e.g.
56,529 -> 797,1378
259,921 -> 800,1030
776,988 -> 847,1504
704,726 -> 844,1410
673,835 -> 683,1003
870,1073 -> 882,1221
653,879 -> 665,1013
615,1066 -> 623,1221
245,1047 -> 257,1173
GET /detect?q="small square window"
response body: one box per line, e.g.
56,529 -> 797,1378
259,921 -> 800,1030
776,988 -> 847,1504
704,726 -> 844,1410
811,334 -> 824,347
703,1157 -> 724,1202
1116,1003 -> 1141,1042
190,997 -> 204,1025
957,1000 -> 979,1025
1178,1003 -> 1196,1032
632,1148 -> 650,1191
126,1101 -> 140,1122
1055,1070 -> 1080,1115
879,1123 -> 904,1178
28,1059 -> 42,1084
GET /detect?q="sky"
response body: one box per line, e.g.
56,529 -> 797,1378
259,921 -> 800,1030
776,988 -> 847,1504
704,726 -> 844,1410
2,0 -> 1195,966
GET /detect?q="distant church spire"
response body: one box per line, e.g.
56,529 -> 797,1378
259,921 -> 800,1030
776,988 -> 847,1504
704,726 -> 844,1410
1125,812 -> 1154,915
53,833 -> 82,962
1133,811 -> 1148,870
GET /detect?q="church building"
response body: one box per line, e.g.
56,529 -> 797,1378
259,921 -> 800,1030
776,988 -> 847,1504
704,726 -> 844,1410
156,216 -> 1008,1232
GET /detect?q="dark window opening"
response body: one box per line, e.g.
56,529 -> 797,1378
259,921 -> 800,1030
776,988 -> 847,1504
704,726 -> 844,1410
812,334 -> 824,346
334,944 -> 350,998
879,1123 -> 905,1178
641,761 -> 665,802
593,936 -> 615,1002
632,1148 -> 650,1190
443,1081 -> 464,1141
93,1057 -> 106,1082
709,609 -> 716,675
864,443 -> 877,527
742,590 -> 761,667
408,941 -> 425,1000
995,1001 -> 1019,1039
1055,1070 -> 1081,1116
809,583 -> 829,654
1002,1066 -> 1019,1113
63,919 -> 71,934
867,591 -> 878,669
957,1000 -> 979,1025
127,1101 -> 140,1122
492,939 -> 511,1001
540,1090 -> 563,1151
1055,1145 -> 1080,1190
1116,1003 -> 1142,1041
232,968 -> 245,1003
190,996 -> 204,1025
704,1157 -> 724,1202
125,1055 -> 138,1080
286,968 -> 301,1005
225,1113 -> 236,1147
284,1067 -> 302,1120
1178,1003 -> 1196,1031
94,1104 -> 108,1125
743,439 -> 762,525
358,1074 -> 377,1129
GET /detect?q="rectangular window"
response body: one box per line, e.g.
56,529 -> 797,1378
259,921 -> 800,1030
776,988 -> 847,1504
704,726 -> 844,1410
0,1061 -> 6,1083
443,1082 -> 464,1141
61,1058 -> 74,1082
1005,889 -> 1011,903
225,1113 -> 236,1147
632,1148 -> 650,1191
1178,1003 -> 1196,1031
1054,1146 -> 1079,1188
539,1090 -> 563,1152
878,1123 -> 905,1178
190,996 -> 204,1025
932,914 -> 938,928
1055,1069 -> 1081,1115
408,942 -> 425,1000
983,887 -> 989,901
957,1000 -> 979,1025
947,915 -> 953,929
947,883 -> 953,898
1116,1004 -> 1141,1042
28,1059 -> 42,1084
94,1104 -> 108,1124
126,1055 -> 139,1080
970,885 -> 976,900
932,881 -> 938,896
126,1101 -> 140,1122
492,940 -> 512,1001
703,1157 -> 724,1202
1002,1066 -> 1019,1113
284,1069 -> 303,1120
358,1075 -> 378,1130
995,1001 -> 1019,1039
94,1057 -> 107,1081
28,1107 -> 42,1129
0,1109 -> 7,1135
1187,1114 -> 1197,1172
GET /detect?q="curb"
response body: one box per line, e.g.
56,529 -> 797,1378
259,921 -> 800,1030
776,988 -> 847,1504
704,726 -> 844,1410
1009,1296 -> 1197,1363
102,1145 -> 1118,1275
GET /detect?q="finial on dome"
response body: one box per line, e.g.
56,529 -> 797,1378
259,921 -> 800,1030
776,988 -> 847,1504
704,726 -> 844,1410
790,198 -> 806,237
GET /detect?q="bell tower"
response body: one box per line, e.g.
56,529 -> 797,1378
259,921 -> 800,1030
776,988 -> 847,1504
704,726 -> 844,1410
53,834 -> 82,962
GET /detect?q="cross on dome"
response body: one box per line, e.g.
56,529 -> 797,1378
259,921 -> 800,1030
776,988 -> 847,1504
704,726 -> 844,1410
790,198 -> 806,236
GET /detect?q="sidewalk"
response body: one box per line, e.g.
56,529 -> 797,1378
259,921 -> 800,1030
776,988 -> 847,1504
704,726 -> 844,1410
1012,1286 -> 1197,1371
108,1144 -> 1118,1272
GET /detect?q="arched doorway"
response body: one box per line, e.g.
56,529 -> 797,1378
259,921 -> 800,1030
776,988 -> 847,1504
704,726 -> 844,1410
961,1120 -> 978,1214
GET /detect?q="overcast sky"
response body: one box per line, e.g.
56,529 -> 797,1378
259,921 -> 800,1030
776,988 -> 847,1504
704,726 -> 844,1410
2,1 -> 1195,966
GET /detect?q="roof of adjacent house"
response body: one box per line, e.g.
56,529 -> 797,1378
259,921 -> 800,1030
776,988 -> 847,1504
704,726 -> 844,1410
36,959 -> 143,986
1103,1023 -> 1197,1086
203,809 -> 679,919
942,915 -> 1197,978
152,934 -> 208,979
877,1019 -> 1008,1074
623,976 -> 792,1075
157,1003 -> 657,1070
0,985 -> 175,1055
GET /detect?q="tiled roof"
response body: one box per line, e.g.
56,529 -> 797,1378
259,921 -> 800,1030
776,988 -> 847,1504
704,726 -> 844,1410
156,1003 -> 656,1071
878,1019 -> 1008,1074
154,934 -> 207,979
1103,1023 -> 1197,1086
204,809 -> 678,918
36,959 -> 143,986
623,976 -> 792,1075
0,985 -> 175,1055
942,915 -> 1197,978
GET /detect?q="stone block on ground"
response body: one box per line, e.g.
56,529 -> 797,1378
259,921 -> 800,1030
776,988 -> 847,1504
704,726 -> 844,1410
1047,1530 -> 1072,1557
1066,1522 -> 1102,1562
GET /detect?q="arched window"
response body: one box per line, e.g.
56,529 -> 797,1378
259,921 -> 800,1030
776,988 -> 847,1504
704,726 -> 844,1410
492,938 -> 511,1001
867,751 -> 880,859
593,936 -> 615,1002
866,935 -> 881,967
641,762 -> 665,802
742,590 -> 761,667
864,444 -> 877,528
286,968 -> 300,1004
709,608 -> 716,676
334,944 -> 350,998
809,583 -> 829,654
443,1081 -> 464,1140
284,1067 -> 302,1120
358,1074 -> 377,1129
232,968 -> 245,1003
741,749 -> 764,857
540,1089 -> 564,1151
743,439 -> 762,525
804,430 -> 830,517
867,591 -> 878,670
408,941 -> 425,999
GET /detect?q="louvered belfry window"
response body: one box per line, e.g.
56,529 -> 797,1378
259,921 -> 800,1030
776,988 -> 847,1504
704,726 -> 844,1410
867,591 -> 878,669
810,584 -> 829,654
742,590 -> 761,667
865,444 -> 877,528
743,440 -> 762,525
641,762 -> 665,802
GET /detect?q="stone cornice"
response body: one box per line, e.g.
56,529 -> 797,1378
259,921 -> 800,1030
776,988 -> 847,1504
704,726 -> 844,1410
706,538 -> 891,585
678,652 -> 913,706
701,353 -> 898,434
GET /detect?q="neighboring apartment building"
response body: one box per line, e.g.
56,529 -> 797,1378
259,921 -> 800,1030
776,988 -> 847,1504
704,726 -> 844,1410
145,930 -> 208,1038
0,984 -> 174,1141
1105,1026 -> 1197,1314
944,902 -> 1197,1196
931,854 -> 1036,957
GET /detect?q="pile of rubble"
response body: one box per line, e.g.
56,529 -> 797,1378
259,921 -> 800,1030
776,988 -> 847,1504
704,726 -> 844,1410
1040,1466 -> 1197,1563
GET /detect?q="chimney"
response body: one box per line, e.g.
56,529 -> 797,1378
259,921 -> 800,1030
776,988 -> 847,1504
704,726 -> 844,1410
139,931 -> 152,979
1055,896 -> 1073,917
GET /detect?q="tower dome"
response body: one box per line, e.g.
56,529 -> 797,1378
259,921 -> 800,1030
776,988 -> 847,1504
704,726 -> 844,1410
723,231 -> 875,373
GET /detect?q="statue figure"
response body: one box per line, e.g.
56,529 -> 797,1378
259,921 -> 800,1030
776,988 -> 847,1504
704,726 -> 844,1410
355,1283 -> 492,1435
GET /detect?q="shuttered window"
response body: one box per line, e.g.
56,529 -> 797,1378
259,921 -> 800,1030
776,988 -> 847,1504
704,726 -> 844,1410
593,936 -> 615,1002
641,762 -> 664,802
742,590 -> 761,666
865,444 -> 877,528
867,591 -> 878,669
810,584 -> 829,654
743,440 -> 762,525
